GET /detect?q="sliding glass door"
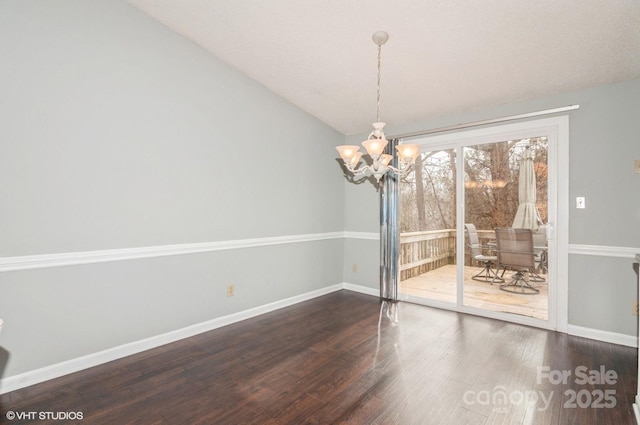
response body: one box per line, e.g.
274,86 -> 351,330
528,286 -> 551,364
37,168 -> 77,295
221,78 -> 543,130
398,117 -> 566,330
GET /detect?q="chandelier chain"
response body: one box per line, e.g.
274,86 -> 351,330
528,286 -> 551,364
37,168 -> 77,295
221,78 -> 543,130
376,43 -> 382,124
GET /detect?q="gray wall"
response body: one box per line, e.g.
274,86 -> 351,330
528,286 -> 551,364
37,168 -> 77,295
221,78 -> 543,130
343,78 -> 640,336
0,0 -> 345,377
1,0 -> 638,384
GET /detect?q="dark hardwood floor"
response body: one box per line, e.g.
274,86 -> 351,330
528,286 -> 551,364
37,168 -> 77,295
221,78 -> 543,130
0,290 -> 637,424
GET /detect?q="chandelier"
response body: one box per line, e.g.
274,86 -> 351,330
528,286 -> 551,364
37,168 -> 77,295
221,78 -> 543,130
336,31 -> 420,182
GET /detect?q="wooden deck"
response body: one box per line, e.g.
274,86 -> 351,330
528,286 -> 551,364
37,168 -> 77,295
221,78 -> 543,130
400,264 -> 548,320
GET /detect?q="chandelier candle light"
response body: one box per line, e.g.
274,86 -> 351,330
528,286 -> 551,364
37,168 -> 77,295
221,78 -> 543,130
336,31 -> 420,182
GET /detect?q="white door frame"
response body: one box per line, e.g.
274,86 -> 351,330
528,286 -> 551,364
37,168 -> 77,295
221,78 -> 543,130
401,116 -> 569,332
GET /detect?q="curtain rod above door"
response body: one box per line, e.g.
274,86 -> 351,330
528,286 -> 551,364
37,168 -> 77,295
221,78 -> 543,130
392,105 -> 579,140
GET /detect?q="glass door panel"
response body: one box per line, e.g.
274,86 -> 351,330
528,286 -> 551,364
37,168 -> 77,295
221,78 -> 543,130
399,148 -> 457,304
462,137 -> 549,320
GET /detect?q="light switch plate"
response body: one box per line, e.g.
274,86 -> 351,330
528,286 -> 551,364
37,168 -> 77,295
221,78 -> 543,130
576,197 -> 586,209
635,159 -> 640,174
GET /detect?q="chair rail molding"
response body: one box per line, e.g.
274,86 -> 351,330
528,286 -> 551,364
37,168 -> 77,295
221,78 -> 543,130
343,231 -> 379,240
0,232 -> 346,272
568,244 -> 640,258
1,236 -> 632,273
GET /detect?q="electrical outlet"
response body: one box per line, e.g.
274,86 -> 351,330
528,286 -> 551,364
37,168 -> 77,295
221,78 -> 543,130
227,284 -> 235,297
633,301 -> 639,316
352,263 -> 358,273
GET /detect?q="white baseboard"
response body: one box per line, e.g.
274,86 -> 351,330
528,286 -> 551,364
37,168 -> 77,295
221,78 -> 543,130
342,282 -> 379,297
0,284 -> 344,395
567,324 -> 638,348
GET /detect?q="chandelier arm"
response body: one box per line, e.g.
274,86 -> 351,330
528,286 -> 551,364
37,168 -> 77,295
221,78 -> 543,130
349,166 -> 370,177
386,165 -> 411,175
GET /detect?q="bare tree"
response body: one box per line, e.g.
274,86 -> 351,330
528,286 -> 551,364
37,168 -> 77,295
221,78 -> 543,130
401,138 -> 548,232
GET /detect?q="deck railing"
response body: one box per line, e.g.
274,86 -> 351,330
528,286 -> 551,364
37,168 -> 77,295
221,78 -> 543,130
399,228 -> 496,280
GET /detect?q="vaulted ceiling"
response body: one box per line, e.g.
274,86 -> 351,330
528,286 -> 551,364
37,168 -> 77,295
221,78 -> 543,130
128,0 -> 640,135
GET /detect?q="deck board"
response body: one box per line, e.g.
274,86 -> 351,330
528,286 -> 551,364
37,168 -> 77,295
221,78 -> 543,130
400,264 -> 548,320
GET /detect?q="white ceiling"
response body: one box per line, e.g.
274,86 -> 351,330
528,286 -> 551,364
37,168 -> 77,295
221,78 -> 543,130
128,0 -> 640,135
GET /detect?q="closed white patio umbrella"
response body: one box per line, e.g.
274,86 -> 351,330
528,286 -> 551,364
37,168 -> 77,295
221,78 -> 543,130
512,147 -> 541,231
